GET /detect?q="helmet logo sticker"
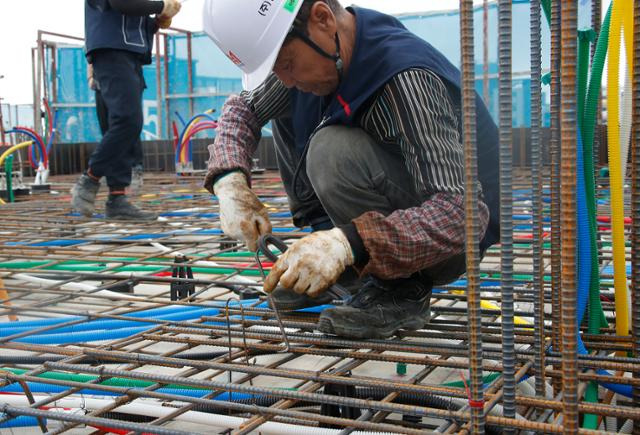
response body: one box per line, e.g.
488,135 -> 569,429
227,51 -> 244,67
258,1 -> 273,16
283,0 -> 299,13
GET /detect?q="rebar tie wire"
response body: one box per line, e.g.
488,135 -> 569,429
255,234 -> 293,353
224,296 -> 255,404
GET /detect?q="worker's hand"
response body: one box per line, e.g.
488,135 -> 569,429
157,16 -> 172,29
87,64 -> 97,91
214,171 -> 271,252
159,0 -> 181,19
263,228 -> 354,297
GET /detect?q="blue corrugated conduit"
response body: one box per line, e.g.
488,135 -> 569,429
0,416 -> 46,428
0,306 -> 220,344
575,130 -> 632,398
0,383 -> 253,400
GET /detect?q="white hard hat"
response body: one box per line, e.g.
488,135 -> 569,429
203,0 -> 304,90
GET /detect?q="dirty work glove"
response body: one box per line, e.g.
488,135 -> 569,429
157,16 -> 172,29
160,0 -> 181,19
263,228 -> 354,297
213,171 -> 271,252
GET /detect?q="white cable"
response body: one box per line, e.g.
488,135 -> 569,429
0,394 -> 392,435
518,377 -> 554,399
605,396 -> 617,432
11,274 -> 146,301
619,44 -> 633,329
620,59 -> 632,182
620,418 -> 633,434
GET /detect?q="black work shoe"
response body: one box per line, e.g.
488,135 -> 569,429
71,174 -> 100,217
268,267 -> 362,311
105,195 -> 157,221
318,276 -> 432,339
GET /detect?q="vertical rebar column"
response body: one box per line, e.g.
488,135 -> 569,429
163,34 -> 171,140
155,32 -> 163,140
530,0 -> 546,403
497,0 -> 515,428
549,0 -> 563,397
460,1 -> 485,433
187,31 -> 194,119
560,1 -> 579,433
591,0 -> 602,169
34,33 -> 43,137
483,0 -> 490,105
632,1 -> 640,431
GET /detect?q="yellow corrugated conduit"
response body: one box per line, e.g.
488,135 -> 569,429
606,0 -> 631,336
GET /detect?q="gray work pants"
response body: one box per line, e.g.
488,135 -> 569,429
272,123 -> 466,284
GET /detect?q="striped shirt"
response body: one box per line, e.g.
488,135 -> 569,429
205,68 -> 489,279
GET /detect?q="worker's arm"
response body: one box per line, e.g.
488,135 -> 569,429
203,73 -> 291,192
345,68 -> 490,279
107,0 -> 180,17
107,0 -> 163,16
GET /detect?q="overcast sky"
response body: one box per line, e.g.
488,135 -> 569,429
0,0 -> 484,105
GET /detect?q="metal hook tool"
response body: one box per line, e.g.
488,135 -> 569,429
256,233 -> 351,301
254,235 -> 291,353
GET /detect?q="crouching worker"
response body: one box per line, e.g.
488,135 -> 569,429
202,0 -> 500,339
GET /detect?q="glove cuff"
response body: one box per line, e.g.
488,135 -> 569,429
212,171 -> 247,196
328,228 -> 355,266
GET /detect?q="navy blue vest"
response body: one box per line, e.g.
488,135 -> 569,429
291,7 -> 500,251
85,0 -> 157,64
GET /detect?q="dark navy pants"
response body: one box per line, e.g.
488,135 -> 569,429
89,49 -> 144,189
95,88 -> 143,169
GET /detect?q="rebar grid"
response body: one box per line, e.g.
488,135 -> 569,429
0,171 -> 637,434
0,5 -> 638,434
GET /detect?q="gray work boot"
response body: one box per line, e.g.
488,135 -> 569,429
105,195 -> 157,221
268,267 -> 361,311
318,276 -> 432,339
71,174 -> 100,217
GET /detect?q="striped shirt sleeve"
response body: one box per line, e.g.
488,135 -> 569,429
204,74 -> 290,192
353,68 -> 489,279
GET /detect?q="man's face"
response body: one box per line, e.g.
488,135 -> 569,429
272,5 -> 340,96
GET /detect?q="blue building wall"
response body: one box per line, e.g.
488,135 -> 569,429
46,0 -> 592,143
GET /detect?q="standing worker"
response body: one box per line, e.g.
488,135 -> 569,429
202,0 -> 500,339
72,0 -> 181,219
87,63 -> 144,193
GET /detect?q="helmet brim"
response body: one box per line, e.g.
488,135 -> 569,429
242,43 -> 281,91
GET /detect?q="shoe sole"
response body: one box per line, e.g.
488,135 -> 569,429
268,297 -> 332,312
105,215 -> 157,221
318,312 -> 429,339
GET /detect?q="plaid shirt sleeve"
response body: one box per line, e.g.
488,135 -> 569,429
204,74 -> 290,192
353,68 -> 490,279
353,193 -> 489,279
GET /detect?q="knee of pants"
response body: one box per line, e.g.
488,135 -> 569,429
306,125 -> 373,197
109,110 -> 143,135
